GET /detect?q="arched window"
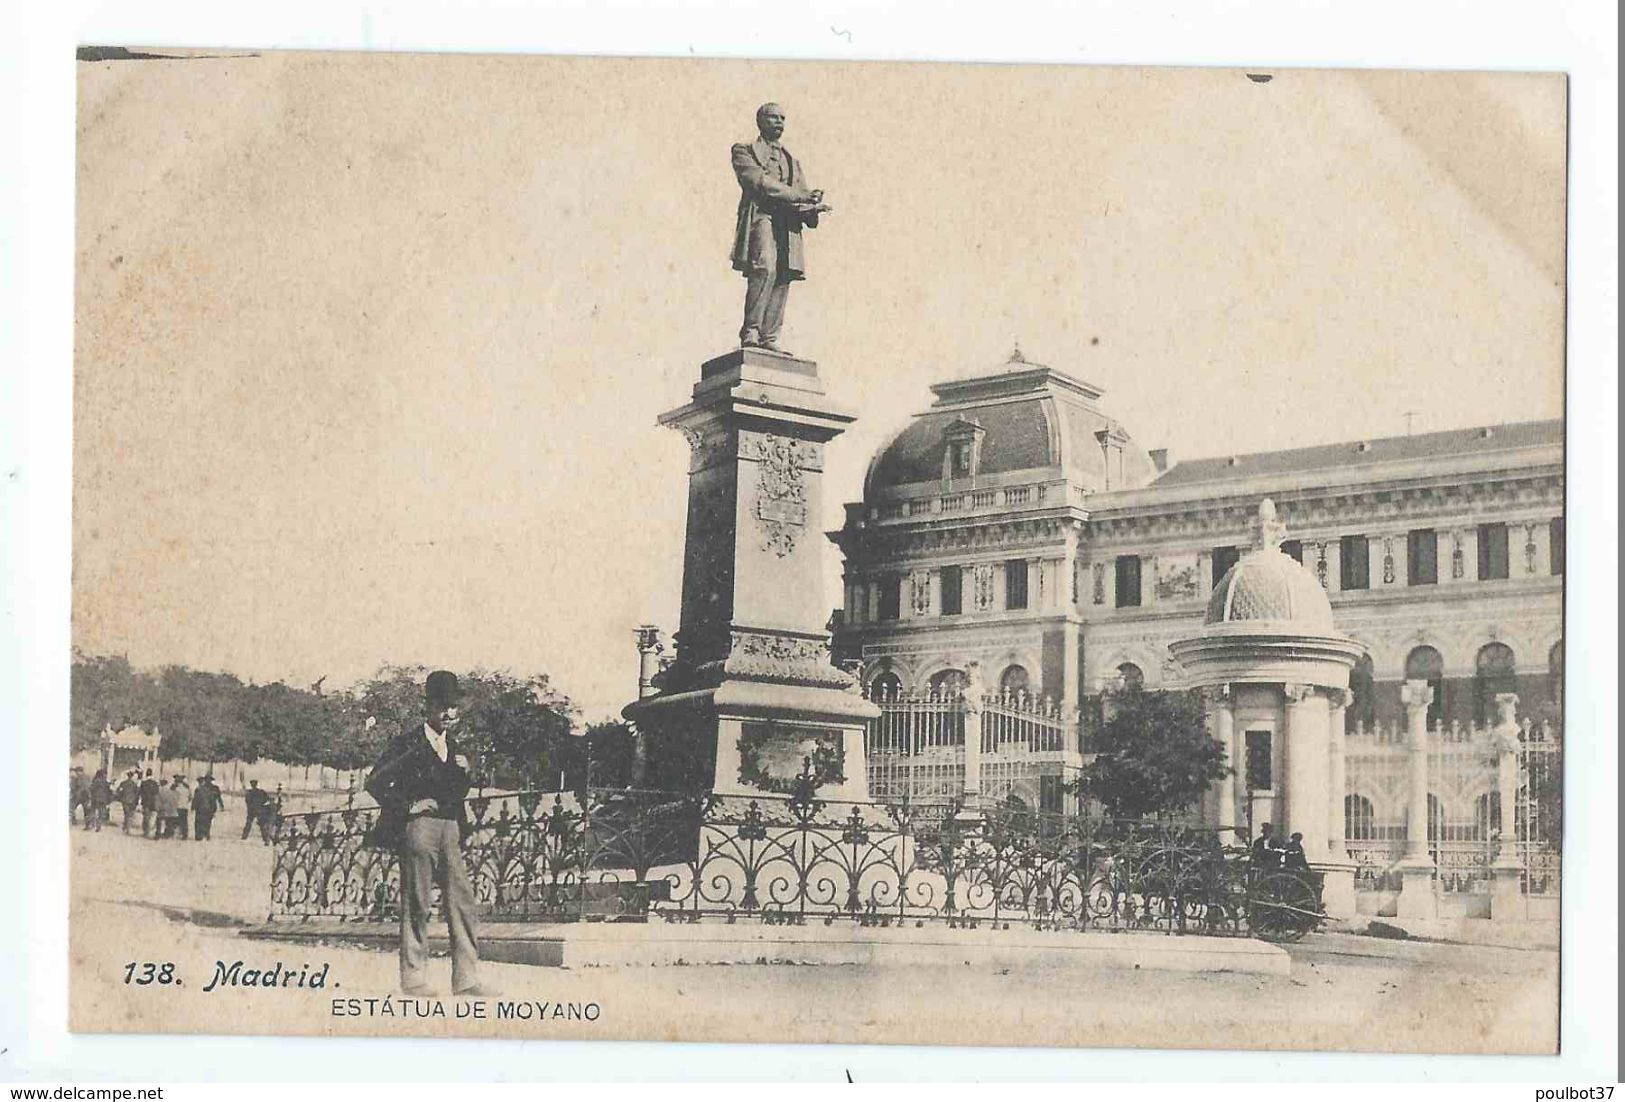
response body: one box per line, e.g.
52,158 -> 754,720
928,668 -> 967,698
998,664 -> 1031,699
1474,643 -> 1517,727
1404,646 -> 1446,728
1346,654 -> 1376,733
1116,662 -> 1144,691
869,671 -> 903,702
1548,640 -> 1564,711
1344,794 -> 1377,841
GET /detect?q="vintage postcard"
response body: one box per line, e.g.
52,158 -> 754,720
70,50 -> 1566,1052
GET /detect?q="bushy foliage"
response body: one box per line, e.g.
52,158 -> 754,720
1077,686 -> 1229,820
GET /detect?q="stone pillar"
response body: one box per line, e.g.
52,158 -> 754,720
1316,687 -> 1359,919
1396,679 -> 1438,920
1210,686 -> 1237,837
1284,683 -> 1331,863
955,695 -> 981,806
1326,688 -> 1350,857
1489,693 -> 1528,921
634,625 -> 664,699
631,626 -> 665,786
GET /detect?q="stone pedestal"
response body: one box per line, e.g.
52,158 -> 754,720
1315,861 -> 1358,921
1395,857 -> 1439,920
623,349 -> 878,799
1490,858 -> 1529,922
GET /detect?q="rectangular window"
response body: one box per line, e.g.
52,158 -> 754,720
1039,774 -> 1064,814
1280,539 -> 1303,564
1004,559 -> 1029,610
939,565 -> 963,616
1407,528 -> 1438,586
1211,545 -> 1241,589
1340,535 -> 1370,590
1477,522 -> 1509,581
950,441 -> 973,478
878,575 -> 901,621
1244,730 -> 1273,792
1550,517 -> 1564,575
1114,555 -> 1141,608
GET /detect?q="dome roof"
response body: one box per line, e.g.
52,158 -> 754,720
863,350 -> 1156,498
1204,499 -> 1335,633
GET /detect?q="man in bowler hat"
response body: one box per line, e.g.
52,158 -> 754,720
364,670 -> 491,996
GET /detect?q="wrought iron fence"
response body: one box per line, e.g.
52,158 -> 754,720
1340,718 -> 1560,896
270,786 -> 1316,938
864,688 -> 1082,811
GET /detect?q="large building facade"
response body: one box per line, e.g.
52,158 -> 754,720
831,352 -> 1564,736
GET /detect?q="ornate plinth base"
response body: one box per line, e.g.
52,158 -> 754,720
624,348 -> 877,799
1489,856 -> 1529,922
1395,855 -> 1439,920
1314,860 -> 1358,921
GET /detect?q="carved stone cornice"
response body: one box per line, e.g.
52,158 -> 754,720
846,514 -> 1074,562
1082,473 -> 1563,546
655,629 -> 855,694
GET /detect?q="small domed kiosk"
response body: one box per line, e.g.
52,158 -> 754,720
1169,499 -> 1366,918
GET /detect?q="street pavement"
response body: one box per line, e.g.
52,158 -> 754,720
67,821 -> 1560,1052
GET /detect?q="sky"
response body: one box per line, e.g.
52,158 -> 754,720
72,53 -> 1567,721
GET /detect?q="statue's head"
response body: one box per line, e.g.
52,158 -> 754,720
755,102 -> 786,142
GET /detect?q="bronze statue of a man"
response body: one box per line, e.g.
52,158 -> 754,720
730,102 -> 830,352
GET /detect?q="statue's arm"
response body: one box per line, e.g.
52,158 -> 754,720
731,143 -> 813,207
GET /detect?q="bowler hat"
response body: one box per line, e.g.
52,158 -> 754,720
426,669 -> 463,707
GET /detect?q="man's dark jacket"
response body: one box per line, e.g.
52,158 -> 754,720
192,781 -> 225,815
138,776 -> 159,810
362,724 -> 472,851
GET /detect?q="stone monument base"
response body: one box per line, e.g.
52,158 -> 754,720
623,346 -> 878,799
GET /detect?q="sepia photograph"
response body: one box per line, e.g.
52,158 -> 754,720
18,22 -> 1609,1079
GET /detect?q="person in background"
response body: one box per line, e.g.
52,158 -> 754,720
1249,822 -> 1281,869
70,766 -> 88,826
115,770 -> 140,834
241,780 -> 268,840
154,777 -> 179,840
138,769 -> 160,837
171,775 -> 191,839
1282,831 -> 1310,871
192,774 -> 225,841
85,769 -> 113,833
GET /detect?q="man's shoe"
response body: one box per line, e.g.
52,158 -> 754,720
453,984 -> 501,998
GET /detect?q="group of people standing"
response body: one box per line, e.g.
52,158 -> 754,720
69,765 -> 283,844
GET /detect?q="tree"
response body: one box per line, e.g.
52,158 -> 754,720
150,665 -> 249,768
352,665 -> 578,790
70,650 -> 157,751
1076,686 -> 1229,820
564,721 -> 638,790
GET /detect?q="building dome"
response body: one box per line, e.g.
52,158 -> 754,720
1203,499 -> 1334,633
861,349 -> 1157,499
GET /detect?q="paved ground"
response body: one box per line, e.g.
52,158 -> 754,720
68,824 -> 1560,1053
